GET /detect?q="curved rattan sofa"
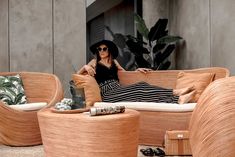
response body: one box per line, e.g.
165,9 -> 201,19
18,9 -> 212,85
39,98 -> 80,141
116,67 -> 229,146
0,72 -> 63,146
189,76 -> 235,157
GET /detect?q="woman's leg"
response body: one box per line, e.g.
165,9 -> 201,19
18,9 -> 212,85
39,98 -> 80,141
102,82 -> 179,103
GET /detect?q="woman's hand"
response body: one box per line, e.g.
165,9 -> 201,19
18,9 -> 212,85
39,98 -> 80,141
84,65 -> 96,76
77,65 -> 96,76
136,68 -> 153,73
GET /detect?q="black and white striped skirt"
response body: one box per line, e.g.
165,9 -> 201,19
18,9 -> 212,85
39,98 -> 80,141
99,80 -> 179,103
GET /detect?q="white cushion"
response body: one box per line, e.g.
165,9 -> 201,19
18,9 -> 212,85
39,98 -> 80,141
9,102 -> 47,111
94,102 -> 197,112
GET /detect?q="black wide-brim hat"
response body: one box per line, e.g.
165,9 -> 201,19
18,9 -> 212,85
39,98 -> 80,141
90,40 -> 119,59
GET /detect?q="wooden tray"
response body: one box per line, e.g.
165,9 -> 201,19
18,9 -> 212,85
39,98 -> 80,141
50,107 -> 90,114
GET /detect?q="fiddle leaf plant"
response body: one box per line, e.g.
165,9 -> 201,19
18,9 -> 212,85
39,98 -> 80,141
106,13 -> 183,70
133,14 -> 183,70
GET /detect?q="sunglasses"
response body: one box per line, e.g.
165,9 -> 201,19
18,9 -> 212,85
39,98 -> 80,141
97,47 -> 108,52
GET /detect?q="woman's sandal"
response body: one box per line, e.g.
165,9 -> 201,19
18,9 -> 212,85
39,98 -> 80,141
154,148 -> 165,156
140,147 -> 165,157
140,147 -> 155,156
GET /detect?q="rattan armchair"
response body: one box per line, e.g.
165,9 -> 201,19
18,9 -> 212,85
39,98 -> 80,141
0,72 -> 63,146
189,76 -> 235,157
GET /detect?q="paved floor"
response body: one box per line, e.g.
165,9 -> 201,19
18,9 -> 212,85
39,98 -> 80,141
0,144 -> 191,157
0,145 -> 44,157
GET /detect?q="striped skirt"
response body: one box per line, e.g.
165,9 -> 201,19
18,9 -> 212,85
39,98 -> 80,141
99,80 -> 179,103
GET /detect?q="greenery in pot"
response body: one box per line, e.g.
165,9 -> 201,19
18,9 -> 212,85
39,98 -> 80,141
106,13 -> 183,70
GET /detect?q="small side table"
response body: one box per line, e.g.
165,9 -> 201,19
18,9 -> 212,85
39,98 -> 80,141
38,108 -> 140,157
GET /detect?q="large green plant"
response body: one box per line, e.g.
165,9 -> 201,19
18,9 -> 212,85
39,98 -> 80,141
106,14 -> 183,70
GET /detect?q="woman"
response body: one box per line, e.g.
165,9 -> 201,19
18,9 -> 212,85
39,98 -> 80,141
77,40 -> 190,103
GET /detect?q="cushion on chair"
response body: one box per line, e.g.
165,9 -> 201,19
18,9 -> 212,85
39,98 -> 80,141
72,74 -> 102,107
176,72 -> 215,102
9,102 -> 47,111
0,74 -> 27,105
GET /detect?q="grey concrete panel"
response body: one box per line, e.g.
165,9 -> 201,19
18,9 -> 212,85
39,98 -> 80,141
0,0 -> 9,71
104,1 -> 134,69
211,0 -> 235,75
54,0 -> 86,96
169,0 -> 210,69
9,0 -> 53,72
143,0 -> 169,30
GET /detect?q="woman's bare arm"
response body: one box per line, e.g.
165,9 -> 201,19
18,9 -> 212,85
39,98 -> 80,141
114,59 -> 126,71
77,59 -> 96,76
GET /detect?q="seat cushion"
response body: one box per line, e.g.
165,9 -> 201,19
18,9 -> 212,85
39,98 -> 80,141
9,102 -> 47,111
94,102 -> 197,112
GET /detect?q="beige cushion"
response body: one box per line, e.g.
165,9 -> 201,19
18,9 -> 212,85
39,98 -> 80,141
72,74 -> 102,107
9,102 -> 47,111
176,72 -> 215,102
94,102 -> 197,112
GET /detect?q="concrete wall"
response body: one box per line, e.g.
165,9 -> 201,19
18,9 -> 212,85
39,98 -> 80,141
0,0 -> 86,96
0,0 -> 9,71
210,0 -> 235,74
169,0 -> 211,69
144,0 -> 235,75
169,0 -> 235,74
143,0 -> 169,29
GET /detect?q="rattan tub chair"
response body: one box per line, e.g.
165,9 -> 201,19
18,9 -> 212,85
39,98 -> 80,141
189,76 -> 235,157
0,72 -> 63,146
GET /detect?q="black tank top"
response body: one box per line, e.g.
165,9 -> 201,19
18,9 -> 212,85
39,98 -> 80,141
95,61 -> 119,84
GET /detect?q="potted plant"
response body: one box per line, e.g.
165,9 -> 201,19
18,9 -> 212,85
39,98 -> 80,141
106,13 -> 183,70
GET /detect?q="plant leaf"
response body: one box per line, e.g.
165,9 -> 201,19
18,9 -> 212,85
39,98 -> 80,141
153,52 -> 162,67
148,19 -> 168,42
152,43 -> 166,53
160,44 -> 176,62
0,93 -> 14,105
158,61 -> 171,70
126,39 -> 150,55
126,35 -> 147,45
135,55 -> 151,68
14,93 -> 25,104
157,35 -> 182,44
134,13 -> 149,40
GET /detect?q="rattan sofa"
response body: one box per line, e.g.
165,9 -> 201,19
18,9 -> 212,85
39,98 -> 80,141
0,72 -> 63,146
96,67 -> 229,146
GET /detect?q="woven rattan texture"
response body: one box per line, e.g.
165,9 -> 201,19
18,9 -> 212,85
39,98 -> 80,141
117,67 -> 229,146
38,109 -> 140,157
189,76 -> 235,157
0,72 -> 63,146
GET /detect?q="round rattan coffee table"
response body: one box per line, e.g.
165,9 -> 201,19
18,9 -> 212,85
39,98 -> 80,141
38,108 -> 140,157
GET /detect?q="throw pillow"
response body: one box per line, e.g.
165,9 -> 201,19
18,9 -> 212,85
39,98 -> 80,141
9,102 -> 47,111
72,74 -> 102,107
176,72 -> 215,102
0,74 -> 27,105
